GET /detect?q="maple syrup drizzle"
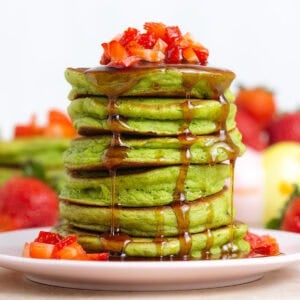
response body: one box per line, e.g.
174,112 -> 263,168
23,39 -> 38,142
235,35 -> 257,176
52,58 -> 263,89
100,95 -> 132,254
82,65 -> 241,259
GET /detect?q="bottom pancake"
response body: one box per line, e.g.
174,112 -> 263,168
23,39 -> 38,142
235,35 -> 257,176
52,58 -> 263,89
53,222 -> 250,259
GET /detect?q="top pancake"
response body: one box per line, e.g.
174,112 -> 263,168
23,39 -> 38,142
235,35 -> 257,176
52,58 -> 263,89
65,64 -> 235,100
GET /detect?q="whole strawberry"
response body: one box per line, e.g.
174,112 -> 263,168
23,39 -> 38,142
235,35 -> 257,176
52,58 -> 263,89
235,87 -> 276,129
267,112 -> 300,144
0,177 -> 58,231
235,108 -> 268,151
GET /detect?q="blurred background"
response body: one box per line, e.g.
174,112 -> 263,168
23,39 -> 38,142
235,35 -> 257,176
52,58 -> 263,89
0,0 -> 299,139
0,0 -> 299,232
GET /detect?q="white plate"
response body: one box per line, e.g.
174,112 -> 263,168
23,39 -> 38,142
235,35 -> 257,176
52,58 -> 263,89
0,227 -> 299,291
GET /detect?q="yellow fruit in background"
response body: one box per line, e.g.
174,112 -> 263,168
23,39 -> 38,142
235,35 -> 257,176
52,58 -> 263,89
262,142 -> 300,224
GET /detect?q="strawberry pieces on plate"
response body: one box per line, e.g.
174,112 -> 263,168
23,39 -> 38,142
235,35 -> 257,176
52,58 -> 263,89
100,22 -> 209,68
23,231 -> 109,261
244,231 -> 280,257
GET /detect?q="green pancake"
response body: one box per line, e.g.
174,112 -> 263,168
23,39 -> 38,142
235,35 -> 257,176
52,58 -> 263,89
60,164 -> 230,207
65,65 -> 235,100
68,96 -> 237,136
54,222 -> 250,258
63,129 -> 245,170
59,188 -> 233,237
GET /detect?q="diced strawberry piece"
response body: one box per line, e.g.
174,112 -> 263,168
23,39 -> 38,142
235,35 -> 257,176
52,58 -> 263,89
34,231 -> 63,244
43,122 -> 77,138
152,38 -> 168,53
165,43 -> 181,63
100,42 -> 111,64
14,115 -> 44,138
130,48 -> 165,63
119,27 -> 139,46
164,26 -> 182,44
29,242 -> 55,259
182,46 -> 199,63
53,235 -> 78,252
244,231 -> 280,257
194,47 -> 209,65
54,242 -> 87,260
144,22 -> 166,39
86,252 -> 110,261
22,242 -> 30,258
107,55 -> 141,68
107,40 -> 128,61
137,32 -> 157,49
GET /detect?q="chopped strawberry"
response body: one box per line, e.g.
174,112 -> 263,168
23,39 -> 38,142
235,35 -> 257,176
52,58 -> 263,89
137,32 -> 157,49
29,242 -> 55,259
244,231 -> 280,257
86,252 -> 110,261
267,112 -> 300,144
119,27 -> 139,46
22,242 -> 31,258
34,231 -> 63,244
193,47 -> 209,65
165,43 -> 181,63
182,46 -> 199,63
54,242 -> 86,260
130,48 -> 165,63
0,177 -> 58,231
14,115 -> 44,138
99,22 -> 209,68
152,38 -> 168,53
164,26 -> 182,44
144,22 -> 166,39
53,235 -> 78,252
14,110 -> 76,139
22,230 -> 110,261
106,40 -> 129,62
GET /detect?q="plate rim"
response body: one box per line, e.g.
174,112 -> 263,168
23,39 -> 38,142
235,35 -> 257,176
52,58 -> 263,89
0,227 -> 300,291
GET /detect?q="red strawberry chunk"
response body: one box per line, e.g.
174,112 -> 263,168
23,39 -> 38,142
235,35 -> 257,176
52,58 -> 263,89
144,22 -> 166,39
137,32 -> 157,49
165,43 -> 181,64
119,27 -> 139,46
244,231 -> 280,257
194,47 -> 209,65
34,231 -> 63,244
164,26 -> 182,44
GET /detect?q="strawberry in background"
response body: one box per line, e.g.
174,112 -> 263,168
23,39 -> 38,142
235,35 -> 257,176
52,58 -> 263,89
14,109 -> 76,139
267,112 -> 300,144
235,87 -> 277,150
234,85 -> 300,231
0,176 -> 58,232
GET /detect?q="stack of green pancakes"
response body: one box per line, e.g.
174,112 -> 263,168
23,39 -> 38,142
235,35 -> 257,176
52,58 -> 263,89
56,64 -> 250,259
